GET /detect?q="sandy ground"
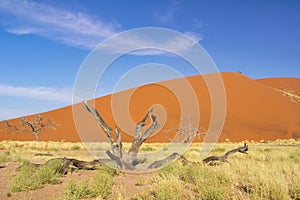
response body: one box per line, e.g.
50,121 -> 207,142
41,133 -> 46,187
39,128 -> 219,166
0,161 -> 148,200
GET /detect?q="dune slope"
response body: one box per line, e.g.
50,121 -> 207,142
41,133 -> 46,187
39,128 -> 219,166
1,72 -> 300,142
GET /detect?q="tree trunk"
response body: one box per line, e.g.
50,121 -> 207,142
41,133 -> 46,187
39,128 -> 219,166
34,132 -> 40,142
83,100 -> 160,170
202,143 -> 248,164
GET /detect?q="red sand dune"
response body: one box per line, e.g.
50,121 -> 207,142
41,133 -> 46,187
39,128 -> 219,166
1,72 -> 300,142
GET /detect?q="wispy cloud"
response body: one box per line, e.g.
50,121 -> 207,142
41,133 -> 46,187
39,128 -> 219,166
192,19 -> 205,29
154,0 -> 180,23
0,0 -> 202,54
0,84 -> 73,103
99,30 -> 202,55
0,0 -> 120,49
0,108 -> 32,121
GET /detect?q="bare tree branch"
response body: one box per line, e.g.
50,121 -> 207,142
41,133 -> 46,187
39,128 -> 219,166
203,143 -> 248,164
4,115 -> 56,141
129,110 -> 160,154
83,100 -> 114,148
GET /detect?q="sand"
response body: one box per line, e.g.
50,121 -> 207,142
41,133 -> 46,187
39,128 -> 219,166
1,72 -> 299,142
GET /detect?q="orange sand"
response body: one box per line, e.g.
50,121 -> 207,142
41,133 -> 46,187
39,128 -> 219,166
1,72 -> 299,142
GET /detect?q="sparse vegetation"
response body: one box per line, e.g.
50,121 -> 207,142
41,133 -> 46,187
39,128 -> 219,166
0,140 -> 299,199
63,166 -> 116,199
134,140 -> 300,200
9,159 -> 63,192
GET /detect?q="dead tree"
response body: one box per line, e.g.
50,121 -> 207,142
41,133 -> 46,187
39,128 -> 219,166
202,143 -> 248,164
83,101 -> 249,170
5,115 -> 56,141
165,115 -> 206,143
83,100 -> 160,170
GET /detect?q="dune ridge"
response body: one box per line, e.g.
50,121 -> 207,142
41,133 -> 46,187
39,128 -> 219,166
1,72 -> 300,142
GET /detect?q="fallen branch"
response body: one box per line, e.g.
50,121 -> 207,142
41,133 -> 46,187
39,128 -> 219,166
26,157 -> 110,175
148,153 -> 189,169
202,143 -> 248,164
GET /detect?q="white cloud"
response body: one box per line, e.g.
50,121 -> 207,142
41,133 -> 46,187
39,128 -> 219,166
183,31 -> 203,43
0,108 -> 32,121
0,0 -> 120,49
0,0 -> 202,55
98,31 -> 202,56
0,84 -> 73,103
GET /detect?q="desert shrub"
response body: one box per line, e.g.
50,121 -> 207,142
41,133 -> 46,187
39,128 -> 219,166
156,163 -> 231,199
35,159 -> 63,185
9,159 -> 63,192
64,180 -> 96,200
63,166 -> 115,199
49,147 -> 59,151
162,147 -> 168,151
252,178 -> 290,200
92,171 -> 114,199
141,145 -> 155,151
70,145 -> 81,151
289,152 -> 300,162
9,163 -> 40,192
201,187 -> 227,200
182,165 -> 231,199
263,148 -> 273,153
287,166 -> 300,199
289,182 -> 300,200
0,152 -> 11,163
34,153 -> 53,157
136,176 -> 147,186
151,175 -> 186,200
224,138 -> 231,143
0,151 -> 23,163
211,147 -> 226,153
101,165 -> 118,176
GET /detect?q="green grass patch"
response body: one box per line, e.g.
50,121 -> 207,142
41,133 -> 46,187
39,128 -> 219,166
211,147 -> 226,153
70,145 -> 81,151
62,166 -> 116,199
141,145 -> 155,151
0,152 -> 11,163
34,153 -> 53,157
9,159 -> 63,192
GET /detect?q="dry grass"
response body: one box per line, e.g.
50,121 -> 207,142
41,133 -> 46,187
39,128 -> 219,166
135,140 -> 300,200
0,139 -> 300,199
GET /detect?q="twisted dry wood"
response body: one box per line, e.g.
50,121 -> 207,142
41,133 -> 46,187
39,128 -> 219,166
202,143 -> 248,164
4,115 -> 56,141
83,100 -> 160,170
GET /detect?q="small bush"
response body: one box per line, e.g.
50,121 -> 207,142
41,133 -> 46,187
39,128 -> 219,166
201,187 -> 227,200
152,175 -> 186,200
211,147 -> 226,153
0,152 -> 11,163
9,163 -> 40,192
63,166 -> 115,199
34,153 -> 53,157
224,138 -> 231,143
35,159 -> 63,185
141,145 -> 155,151
9,159 -> 63,192
263,148 -> 272,153
92,171 -> 114,199
289,152 -> 300,162
64,180 -> 96,200
70,145 -> 81,151
136,177 -> 146,186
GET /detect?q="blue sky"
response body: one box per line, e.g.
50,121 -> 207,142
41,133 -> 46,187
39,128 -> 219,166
0,0 -> 299,120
